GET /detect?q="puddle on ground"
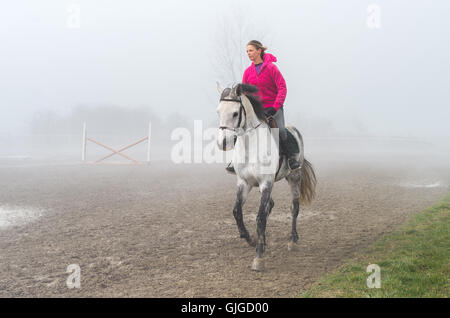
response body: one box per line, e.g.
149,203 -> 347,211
398,181 -> 446,189
0,205 -> 44,229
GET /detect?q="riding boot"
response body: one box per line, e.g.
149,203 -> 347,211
280,136 -> 301,170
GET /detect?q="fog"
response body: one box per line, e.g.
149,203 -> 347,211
1,0 -> 449,162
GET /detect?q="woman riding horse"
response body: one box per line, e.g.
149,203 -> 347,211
226,40 -> 300,173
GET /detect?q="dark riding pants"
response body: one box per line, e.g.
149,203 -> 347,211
273,107 -> 288,142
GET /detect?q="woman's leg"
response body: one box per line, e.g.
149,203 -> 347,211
273,107 -> 288,142
273,107 -> 300,170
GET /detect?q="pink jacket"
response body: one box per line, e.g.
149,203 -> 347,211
242,53 -> 287,111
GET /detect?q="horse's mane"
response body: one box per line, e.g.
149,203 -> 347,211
235,84 -> 266,123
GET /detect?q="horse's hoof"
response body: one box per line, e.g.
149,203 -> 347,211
288,241 -> 299,252
251,257 -> 265,271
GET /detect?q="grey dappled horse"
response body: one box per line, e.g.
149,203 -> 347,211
216,83 -> 317,271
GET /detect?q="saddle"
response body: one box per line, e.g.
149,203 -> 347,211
266,115 -> 300,177
266,116 -> 299,155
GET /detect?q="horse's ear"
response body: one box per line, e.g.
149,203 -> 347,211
235,84 -> 242,96
216,81 -> 224,95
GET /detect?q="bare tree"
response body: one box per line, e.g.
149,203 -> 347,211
210,1 -> 271,87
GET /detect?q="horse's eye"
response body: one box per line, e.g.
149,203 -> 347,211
233,112 -> 238,118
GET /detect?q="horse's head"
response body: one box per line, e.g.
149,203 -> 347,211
216,83 -> 260,151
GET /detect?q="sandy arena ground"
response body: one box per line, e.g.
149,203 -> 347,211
0,152 -> 449,297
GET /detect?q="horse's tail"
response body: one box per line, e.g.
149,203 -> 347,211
299,159 -> 317,205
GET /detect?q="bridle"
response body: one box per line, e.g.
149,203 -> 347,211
218,96 -> 262,136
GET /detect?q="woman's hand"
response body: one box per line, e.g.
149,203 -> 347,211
264,107 -> 277,117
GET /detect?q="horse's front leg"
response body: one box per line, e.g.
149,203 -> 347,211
251,181 -> 273,271
233,180 -> 254,246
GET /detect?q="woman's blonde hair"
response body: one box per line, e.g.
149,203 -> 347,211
247,40 -> 267,59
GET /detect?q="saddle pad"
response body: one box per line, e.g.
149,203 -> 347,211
286,129 -> 300,154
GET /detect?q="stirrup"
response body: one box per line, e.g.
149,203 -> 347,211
225,162 -> 236,174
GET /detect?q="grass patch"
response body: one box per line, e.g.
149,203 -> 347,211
302,194 -> 450,298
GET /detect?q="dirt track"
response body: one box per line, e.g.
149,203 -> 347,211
0,155 -> 448,297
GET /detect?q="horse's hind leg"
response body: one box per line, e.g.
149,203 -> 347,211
268,198 -> 274,216
286,170 -> 301,251
233,180 -> 254,247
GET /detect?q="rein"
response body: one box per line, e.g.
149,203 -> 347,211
219,97 -> 262,136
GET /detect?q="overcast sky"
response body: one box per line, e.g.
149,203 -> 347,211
1,0 -> 449,140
